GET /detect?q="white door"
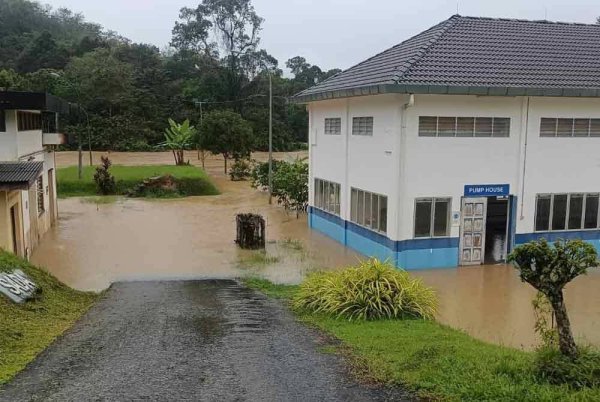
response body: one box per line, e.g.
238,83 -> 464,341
460,197 -> 487,266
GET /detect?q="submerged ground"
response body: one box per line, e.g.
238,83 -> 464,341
32,150 -> 600,350
0,280 -> 412,401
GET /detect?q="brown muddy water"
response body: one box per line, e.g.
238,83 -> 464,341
32,151 -> 600,350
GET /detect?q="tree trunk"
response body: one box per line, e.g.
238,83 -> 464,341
548,290 -> 578,358
224,155 -> 228,174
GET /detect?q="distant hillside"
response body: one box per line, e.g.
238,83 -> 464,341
0,0 -> 105,72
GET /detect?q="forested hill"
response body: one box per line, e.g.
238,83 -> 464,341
0,0 -> 341,151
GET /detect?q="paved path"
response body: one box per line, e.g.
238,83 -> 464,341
1,281 -> 413,401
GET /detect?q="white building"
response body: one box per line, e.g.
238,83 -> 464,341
295,15 -> 600,270
0,91 -> 67,259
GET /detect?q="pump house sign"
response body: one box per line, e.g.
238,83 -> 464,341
0,270 -> 38,303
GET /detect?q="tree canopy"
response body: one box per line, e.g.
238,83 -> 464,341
0,0 -> 340,152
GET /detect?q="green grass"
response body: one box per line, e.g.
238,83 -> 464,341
244,278 -> 600,401
57,165 -> 219,198
238,251 -> 281,267
0,252 -> 99,385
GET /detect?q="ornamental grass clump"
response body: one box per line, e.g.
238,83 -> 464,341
293,259 -> 437,320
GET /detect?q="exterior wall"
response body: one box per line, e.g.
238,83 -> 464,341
0,109 -> 58,258
308,93 -> 600,270
0,190 -> 25,257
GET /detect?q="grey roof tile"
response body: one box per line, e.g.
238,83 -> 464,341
0,162 -> 43,185
296,15 -> 600,101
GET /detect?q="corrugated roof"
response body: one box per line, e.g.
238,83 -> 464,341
0,162 -> 43,188
294,15 -> 600,102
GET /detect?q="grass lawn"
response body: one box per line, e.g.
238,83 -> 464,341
244,278 -> 600,401
0,252 -> 99,385
57,165 -> 219,198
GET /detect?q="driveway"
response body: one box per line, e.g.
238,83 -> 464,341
0,281 -> 412,401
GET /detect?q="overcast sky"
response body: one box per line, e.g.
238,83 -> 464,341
42,0 -> 600,71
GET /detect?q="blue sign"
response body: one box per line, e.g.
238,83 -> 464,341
464,184 -> 510,197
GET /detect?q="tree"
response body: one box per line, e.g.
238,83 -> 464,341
200,109 -> 253,174
162,119 -> 196,165
508,239 -> 598,358
172,0 -> 265,100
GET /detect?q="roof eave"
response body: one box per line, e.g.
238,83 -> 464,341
292,84 -> 600,103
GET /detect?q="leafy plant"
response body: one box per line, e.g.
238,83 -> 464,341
93,156 -> 116,195
534,346 -> 600,389
508,239 -> 598,358
532,292 -> 558,347
229,158 -> 252,181
200,110 -> 254,174
293,259 -> 437,321
252,158 -> 308,217
161,118 -> 196,165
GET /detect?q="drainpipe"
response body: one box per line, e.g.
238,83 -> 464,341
396,94 -> 414,266
519,97 -> 531,220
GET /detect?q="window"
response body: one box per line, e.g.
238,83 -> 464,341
419,116 -> 510,137
350,188 -> 387,234
540,118 -> 600,138
42,112 -> 58,134
314,178 -> 340,215
352,117 -> 373,136
324,118 -> 341,135
17,111 -> 42,131
36,176 -> 44,215
414,198 -> 451,238
0,110 -> 5,132
535,193 -> 600,232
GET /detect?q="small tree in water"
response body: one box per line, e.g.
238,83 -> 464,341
93,156 -> 116,195
508,239 -> 598,358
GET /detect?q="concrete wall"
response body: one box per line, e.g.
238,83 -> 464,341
308,93 -> 600,269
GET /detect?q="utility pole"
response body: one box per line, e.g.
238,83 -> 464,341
268,72 -> 273,205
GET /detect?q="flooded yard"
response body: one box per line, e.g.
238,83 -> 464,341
32,151 -> 600,350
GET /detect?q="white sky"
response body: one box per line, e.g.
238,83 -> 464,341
42,0 -> 600,71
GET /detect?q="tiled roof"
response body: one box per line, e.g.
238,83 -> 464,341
0,162 -> 43,188
295,15 -> 600,102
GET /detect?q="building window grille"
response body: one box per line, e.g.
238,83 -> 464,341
352,117 -> 373,136
37,176 -> 45,215
350,188 -> 387,233
540,118 -> 600,137
324,118 -> 341,135
414,198 -> 451,238
17,111 -> 42,131
418,116 -> 510,137
314,178 -> 341,215
535,193 -> 600,232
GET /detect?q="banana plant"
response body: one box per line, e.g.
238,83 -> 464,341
160,118 -> 196,165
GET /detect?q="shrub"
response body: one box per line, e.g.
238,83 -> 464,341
293,259 -> 437,320
251,158 -> 308,216
93,156 -> 116,195
229,158 -> 252,181
534,346 -> 600,389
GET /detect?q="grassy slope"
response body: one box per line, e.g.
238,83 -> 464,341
244,278 -> 600,402
0,252 -> 98,385
57,165 -> 219,198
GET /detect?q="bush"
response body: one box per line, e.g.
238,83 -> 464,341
229,158 -> 252,181
534,346 -> 600,389
93,156 -> 116,195
293,259 -> 437,320
251,158 -> 308,215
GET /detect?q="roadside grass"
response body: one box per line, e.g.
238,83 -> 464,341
238,251 -> 281,267
56,165 -> 219,198
243,278 -> 600,402
0,252 -> 99,385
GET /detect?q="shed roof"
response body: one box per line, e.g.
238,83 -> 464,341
0,91 -> 70,114
294,15 -> 600,102
0,162 -> 44,191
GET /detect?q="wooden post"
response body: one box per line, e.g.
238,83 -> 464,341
235,213 -> 265,249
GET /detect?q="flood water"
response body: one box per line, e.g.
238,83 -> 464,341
33,151 -> 600,350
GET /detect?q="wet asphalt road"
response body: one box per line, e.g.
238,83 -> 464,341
1,280 -> 413,402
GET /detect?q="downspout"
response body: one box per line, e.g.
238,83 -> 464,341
520,97 -> 531,220
396,94 -> 414,266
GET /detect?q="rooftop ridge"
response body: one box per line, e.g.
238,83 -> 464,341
392,15 -> 461,83
457,14 -> 600,27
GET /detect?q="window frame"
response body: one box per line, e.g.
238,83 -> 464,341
540,117 -> 600,138
418,116 -> 510,138
534,193 -> 600,232
350,187 -> 387,234
351,116 -> 374,136
324,117 -> 342,135
17,111 -> 42,132
313,178 -> 341,216
36,176 -> 45,216
413,197 -> 452,238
